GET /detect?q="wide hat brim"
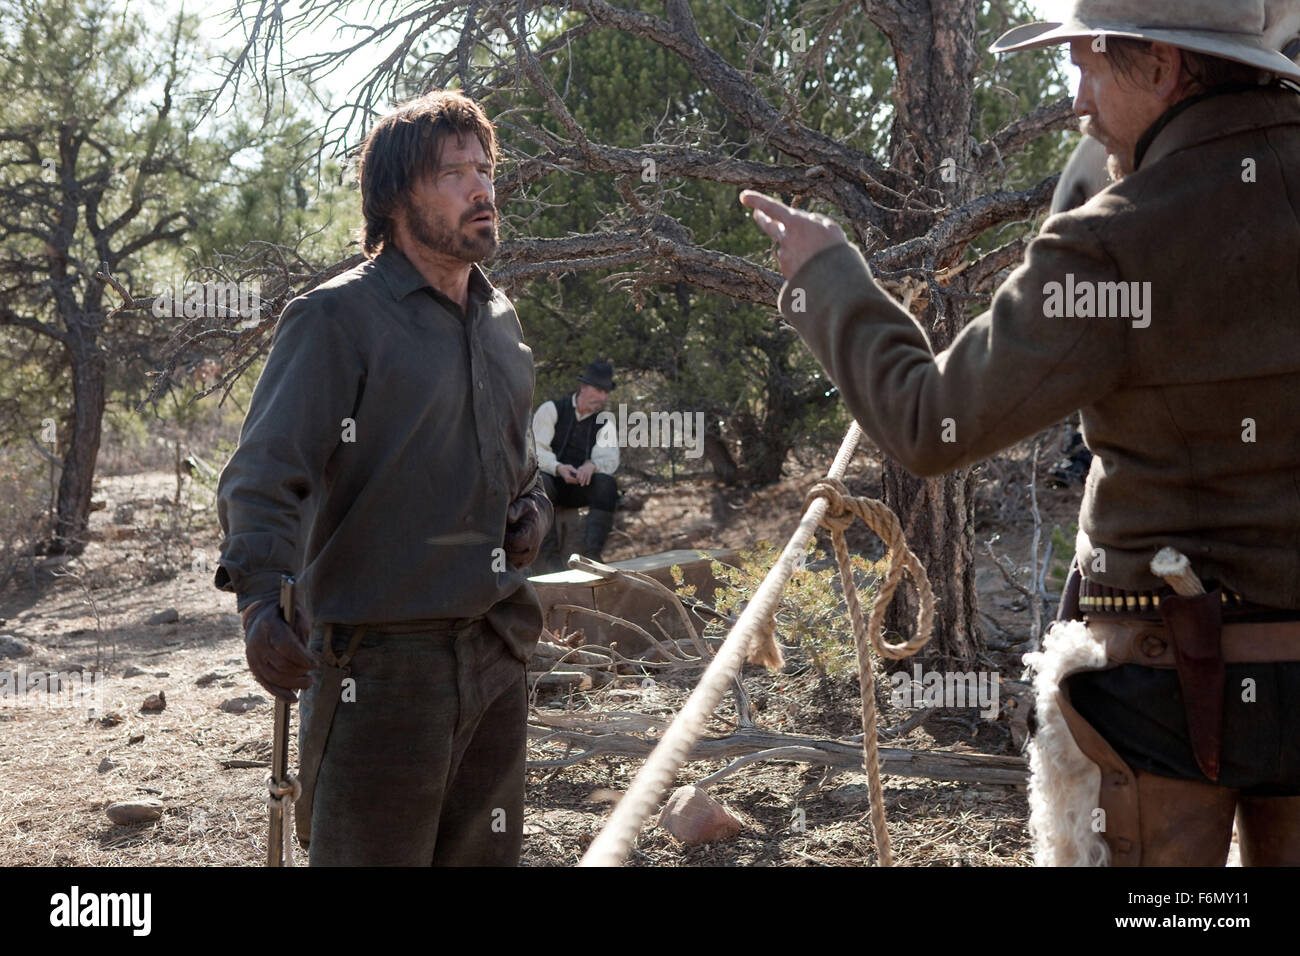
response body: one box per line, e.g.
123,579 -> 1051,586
991,19 -> 1300,82
578,372 -> 616,391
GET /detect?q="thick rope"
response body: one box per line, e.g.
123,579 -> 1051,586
803,477 -> 935,866
579,423 -> 934,867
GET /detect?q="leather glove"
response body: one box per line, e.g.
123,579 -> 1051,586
241,597 -> 320,702
503,492 -> 550,569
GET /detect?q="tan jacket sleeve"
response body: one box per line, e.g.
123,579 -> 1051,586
778,213 -> 1130,477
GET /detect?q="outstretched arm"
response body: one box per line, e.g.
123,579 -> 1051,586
741,190 -> 1129,477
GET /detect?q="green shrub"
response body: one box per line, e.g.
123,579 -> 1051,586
680,540 -> 884,677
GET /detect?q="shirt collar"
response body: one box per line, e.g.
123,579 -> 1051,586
373,245 -> 496,309
571,393 -> 597,422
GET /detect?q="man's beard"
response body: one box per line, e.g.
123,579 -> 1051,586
408,202 -> 498,263
1080,116 -> 1129,182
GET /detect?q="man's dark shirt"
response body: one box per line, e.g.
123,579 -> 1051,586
214,245 -> 545,661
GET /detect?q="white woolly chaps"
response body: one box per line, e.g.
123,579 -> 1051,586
1023,620 -> 1111,866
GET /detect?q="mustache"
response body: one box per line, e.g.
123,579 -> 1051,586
1080,116 -> 1108,144
463,205 -> 496,224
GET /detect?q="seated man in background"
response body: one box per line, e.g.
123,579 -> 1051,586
533,360 -> 619,565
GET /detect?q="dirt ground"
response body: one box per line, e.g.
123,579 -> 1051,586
0,441 -> 1092,867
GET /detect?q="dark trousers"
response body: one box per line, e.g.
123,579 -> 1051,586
541,471 -> 617,511
298,620 -> 526,866
1057,559 -> 1300,793
1067,662 -> 1300,794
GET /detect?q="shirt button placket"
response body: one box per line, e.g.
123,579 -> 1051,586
469,313 -> 499,496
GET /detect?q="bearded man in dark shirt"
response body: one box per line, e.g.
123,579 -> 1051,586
214,90 -> 550,866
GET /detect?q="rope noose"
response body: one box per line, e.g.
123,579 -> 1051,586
802,477 -> 936,866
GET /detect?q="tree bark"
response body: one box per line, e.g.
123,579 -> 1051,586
876,0 -> 986,664
882,464 -> 981,665
702,420 -> 739,485
52,346 -> 107,555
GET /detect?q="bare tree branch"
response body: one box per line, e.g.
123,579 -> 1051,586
871,174 -> 1059,274
0,305 -> 67,343
974,96 -> 1077,175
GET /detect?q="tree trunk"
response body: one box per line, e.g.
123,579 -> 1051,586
741,420 -> 789,486
737,332 -> 802,485
882,462 -> 981,665
52,348 -> 107,555
703,418 -> 739,484
875,0 -> 986,665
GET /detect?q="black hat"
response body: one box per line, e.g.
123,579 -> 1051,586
577,360 -> 616,392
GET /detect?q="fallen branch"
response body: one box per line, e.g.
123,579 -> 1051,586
532,640 -> 615,669
527,725 -> 1027,786
550,603 -> 695,664
530,670 -> 597,693
531,710 -> 671,735
878,708 -> 935,740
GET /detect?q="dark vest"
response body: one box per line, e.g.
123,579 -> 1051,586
551,395 -> 601,468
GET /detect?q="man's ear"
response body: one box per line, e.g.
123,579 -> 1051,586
1148,42 -> 1184,99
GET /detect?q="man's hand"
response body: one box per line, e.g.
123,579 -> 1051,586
556,463 -> 580,484
739,190 -> 847,280
503,495 -> 545,568
575,461 -> 597,486
241,598 -> 319,703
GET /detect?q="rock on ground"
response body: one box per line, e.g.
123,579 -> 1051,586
219,694 -> 267,714
0,634 -> 32,658
105,799 -> 164,825
658,785 -> 743,844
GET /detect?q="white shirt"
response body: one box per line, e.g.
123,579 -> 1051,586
532,395 -> 619,476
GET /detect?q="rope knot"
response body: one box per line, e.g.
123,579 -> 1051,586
802,476 -> 935,662
266,774 -> 301,866
803,477 -> 856,534
267,774 -> 302,804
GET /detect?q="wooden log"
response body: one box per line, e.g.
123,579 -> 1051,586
526,724 -> 1028,786
532,710 -> 670,734
532,641 -> 614,668
529,670 -> 594,693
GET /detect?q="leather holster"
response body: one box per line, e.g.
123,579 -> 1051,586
1157,588 -> 1225,782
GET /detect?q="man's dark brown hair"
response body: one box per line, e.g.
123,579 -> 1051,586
1104,38 -> 1270,94
355,89 -> 500,258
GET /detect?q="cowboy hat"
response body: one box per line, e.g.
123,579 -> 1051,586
991,0 -> 1300,82
577,360 -> 616,392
